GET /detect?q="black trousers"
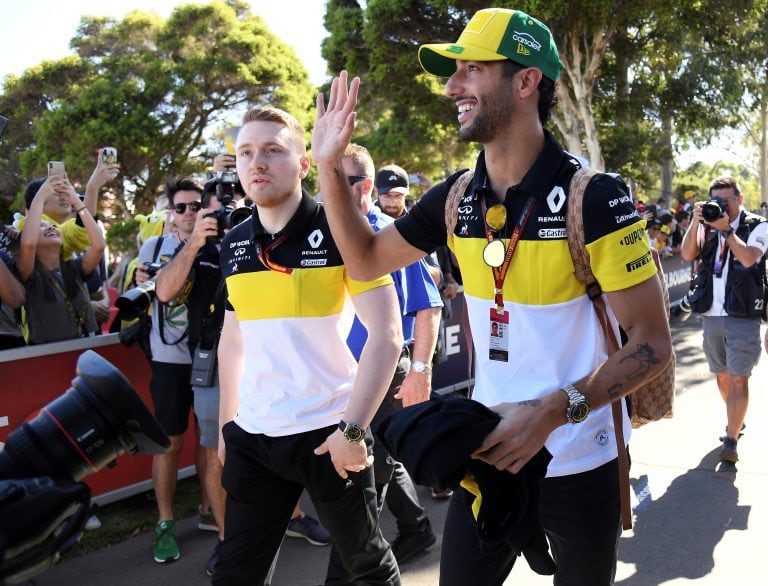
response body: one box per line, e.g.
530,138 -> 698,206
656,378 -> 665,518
213,421 -> 400,586
440,458 -> 622,586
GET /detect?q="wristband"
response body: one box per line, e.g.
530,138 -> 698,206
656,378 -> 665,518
723,228 -> 734,238
75,207 -> 88,214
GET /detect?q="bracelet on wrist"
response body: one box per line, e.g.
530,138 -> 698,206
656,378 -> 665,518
75,207 -> 88,214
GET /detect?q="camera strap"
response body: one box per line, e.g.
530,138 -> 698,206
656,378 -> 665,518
48,267 -> 90,337
156,234 -> 189,347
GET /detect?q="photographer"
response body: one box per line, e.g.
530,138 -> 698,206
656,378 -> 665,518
132,177 -> 207,565
154,180 -> 227,576
681,176 -> 768,463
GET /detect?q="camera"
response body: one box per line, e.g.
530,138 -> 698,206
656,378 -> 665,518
203,174 -> 251,244
114,262 -> 165,321
0,351 -> 169,584
701,197 -> 727,223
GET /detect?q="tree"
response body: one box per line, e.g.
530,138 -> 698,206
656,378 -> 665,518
734,0 -> 768,204
322,0 -> 484,181
0,0 -> 316,217
321,0 -> 758,200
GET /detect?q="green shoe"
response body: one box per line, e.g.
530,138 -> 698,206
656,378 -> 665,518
153,520 -> 180,563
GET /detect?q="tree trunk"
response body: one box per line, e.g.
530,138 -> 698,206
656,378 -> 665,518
761,95 -> 768,205
659,115 -> 673,207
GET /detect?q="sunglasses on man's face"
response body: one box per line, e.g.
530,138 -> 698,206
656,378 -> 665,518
173,201 -> 203,214
347,175 -> 369,186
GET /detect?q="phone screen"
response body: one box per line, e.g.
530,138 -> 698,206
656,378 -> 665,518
0,115 -> 8,138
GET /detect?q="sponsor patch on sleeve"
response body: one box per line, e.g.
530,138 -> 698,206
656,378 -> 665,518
586,223 -> 658,292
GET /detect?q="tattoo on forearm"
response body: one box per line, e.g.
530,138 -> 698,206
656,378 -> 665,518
516,399 -> 541,408
332,166 -> 340,178
619,343 -> 659,380
606,383 -> 623,399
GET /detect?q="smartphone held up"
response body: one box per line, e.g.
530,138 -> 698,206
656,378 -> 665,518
102,147 -> 118,165
47,161 -> 66,178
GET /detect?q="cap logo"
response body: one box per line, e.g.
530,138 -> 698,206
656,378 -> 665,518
512,31 -> 541,52
447,45 -> 464,54
517,43 -> 531,56
388,174 -> 398,181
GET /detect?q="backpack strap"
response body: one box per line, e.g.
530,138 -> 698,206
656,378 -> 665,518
445,170 -> 475,245
565,167 -> 632,531
445,169 -> 476,395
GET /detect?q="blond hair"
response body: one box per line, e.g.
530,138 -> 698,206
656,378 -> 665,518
241,106 -> 306,153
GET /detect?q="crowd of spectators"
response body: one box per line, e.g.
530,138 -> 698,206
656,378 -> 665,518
635,192 -> 694,259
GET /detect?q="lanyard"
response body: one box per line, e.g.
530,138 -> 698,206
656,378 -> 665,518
713,231 -> 730,276
255,235 -> 293,275
480,193 -> 538,311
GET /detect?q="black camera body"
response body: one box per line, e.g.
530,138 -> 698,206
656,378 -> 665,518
144,262 -> 164,277
702,197 -> 727,223
0,351 -> 169,584
203,172 -> 251,244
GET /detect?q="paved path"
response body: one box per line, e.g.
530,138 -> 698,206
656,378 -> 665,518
30,316 -> 768,585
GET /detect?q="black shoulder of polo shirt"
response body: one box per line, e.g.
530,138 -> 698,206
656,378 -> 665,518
395,168 -> 470,255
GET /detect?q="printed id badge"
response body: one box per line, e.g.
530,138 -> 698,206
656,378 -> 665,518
489,307 -> 509,362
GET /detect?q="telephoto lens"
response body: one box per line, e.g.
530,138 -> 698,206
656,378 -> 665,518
0,350 -> 169,482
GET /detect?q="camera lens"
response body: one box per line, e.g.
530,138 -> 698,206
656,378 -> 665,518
227,206 -> 252,229
0,351 -> 169,482
115,280 -> 156,320
702,199 -> 726,223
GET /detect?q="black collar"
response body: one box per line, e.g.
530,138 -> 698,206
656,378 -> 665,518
470,130 -> 570,202
248,191 -> 318,243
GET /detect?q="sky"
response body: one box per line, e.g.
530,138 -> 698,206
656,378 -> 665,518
0,0 -> 329,86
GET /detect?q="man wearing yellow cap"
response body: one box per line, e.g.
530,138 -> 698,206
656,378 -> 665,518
312,7 -> 672,585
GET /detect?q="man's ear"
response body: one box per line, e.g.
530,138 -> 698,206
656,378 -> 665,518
300,155 -> 311,178
518,67 -> 544,99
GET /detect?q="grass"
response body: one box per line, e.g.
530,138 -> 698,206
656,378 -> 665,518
62,475 -> 204,560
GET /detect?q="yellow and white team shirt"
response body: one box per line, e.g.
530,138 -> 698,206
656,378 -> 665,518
220,193 -> 392,437
396,133 -> 657,477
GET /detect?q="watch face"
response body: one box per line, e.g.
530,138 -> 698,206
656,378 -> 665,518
342,422 -> 365,442
569,402 -> 589,423
412,361 -> 426,373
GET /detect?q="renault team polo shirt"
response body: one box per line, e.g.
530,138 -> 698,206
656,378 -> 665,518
220,192 -> 392,437
395,132 -> 658,477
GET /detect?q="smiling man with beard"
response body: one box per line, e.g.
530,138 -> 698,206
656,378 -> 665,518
212,106 -> 402,585
312,7 -> 672,586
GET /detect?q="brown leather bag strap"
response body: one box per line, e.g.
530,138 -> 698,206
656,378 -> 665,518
445,170 -> 475,244
566,166 -> 633,531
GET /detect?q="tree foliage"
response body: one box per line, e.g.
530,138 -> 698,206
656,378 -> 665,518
321,0 -> 765,202
0,0 -> 316,218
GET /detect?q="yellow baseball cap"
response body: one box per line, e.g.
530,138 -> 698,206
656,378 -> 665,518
418,8 -> 563,81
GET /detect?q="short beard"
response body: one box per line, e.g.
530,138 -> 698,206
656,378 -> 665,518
459,79 -> 516,143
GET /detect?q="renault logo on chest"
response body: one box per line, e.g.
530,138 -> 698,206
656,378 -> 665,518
546,186 -> 566,214
307,229 -> 324,249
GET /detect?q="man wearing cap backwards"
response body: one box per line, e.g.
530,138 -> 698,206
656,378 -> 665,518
312,7 -> 671,585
